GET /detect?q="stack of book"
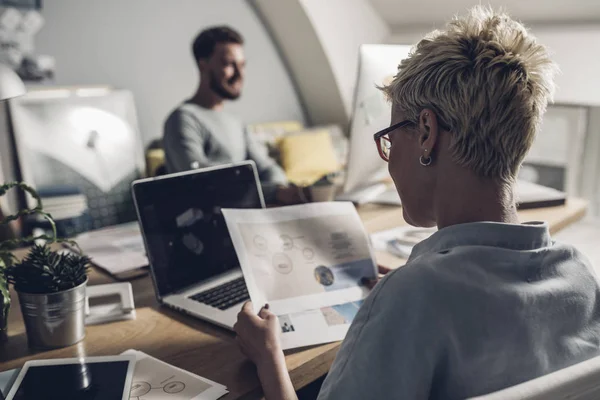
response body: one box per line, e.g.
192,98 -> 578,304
32,186 -> 90,237
39,188 -> 88,222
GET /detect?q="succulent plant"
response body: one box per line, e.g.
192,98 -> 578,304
0,182 -> 90,331
7,244 -> 89,294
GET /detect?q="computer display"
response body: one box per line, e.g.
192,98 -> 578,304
343,44 -> 412,196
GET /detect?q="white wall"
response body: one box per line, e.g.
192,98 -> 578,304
388,24 -> 600,107
251,0 -> 389,130
389,24 -> 600,215
300,0 -> 390,117
532,25 -> 600,107
250,0 -> 347,129
34,0 -> 305,144
581,107 -> 600,216
387,30 -> 427,46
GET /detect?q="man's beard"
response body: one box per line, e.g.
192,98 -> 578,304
209,70 -> 241,100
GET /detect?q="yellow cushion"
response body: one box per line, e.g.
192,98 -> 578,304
146,148 -> 165,177
278,130 -> 340,186
248,121 -> 304,135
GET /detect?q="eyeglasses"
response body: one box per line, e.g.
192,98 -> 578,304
373,120 -> 414,162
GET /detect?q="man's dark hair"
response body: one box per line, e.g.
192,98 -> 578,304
192,26 -> 244,62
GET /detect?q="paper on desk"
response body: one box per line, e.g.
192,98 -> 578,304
122,350 -> 228,400
72,222 -> 148,276
223,202 -> 377,316
515,179 -> 566,206
370,225 -> 436,258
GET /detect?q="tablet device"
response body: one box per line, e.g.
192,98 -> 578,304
5,355 -> 136,400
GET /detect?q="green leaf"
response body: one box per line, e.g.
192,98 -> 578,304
0,261 -> 9,331
1,182 -> 89,294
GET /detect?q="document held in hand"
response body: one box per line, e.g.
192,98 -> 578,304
223,202 -> 377,349
222,202 -> 377,316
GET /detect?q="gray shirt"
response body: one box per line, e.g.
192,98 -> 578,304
163,103 -> 288,202
319,222 -> 600,399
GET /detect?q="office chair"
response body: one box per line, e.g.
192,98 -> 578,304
468,354 -> 600,400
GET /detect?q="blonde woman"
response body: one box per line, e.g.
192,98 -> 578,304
234,6 -> 600,399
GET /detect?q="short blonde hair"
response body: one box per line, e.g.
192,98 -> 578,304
381,6 -> 558,182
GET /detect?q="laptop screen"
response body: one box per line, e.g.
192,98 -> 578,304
132,162 -> 264,297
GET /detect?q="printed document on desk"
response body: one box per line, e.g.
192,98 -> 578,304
371,225 -> 436,259
223,202 -> 377,316
122,350 -> 228,400
71,222 -> 148,277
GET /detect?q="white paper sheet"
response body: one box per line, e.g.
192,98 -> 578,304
122,350 -> 228,400
223,202 -> 377,316
0,368 -> 19,397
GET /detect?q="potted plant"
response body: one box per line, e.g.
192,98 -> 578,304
0,182 -> 90,349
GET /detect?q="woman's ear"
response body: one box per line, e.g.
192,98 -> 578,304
419,108 -> 440,152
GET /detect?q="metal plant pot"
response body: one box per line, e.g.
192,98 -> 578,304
0,294 -> 8,343
0,320 -> 6,343
17,279 -> 87,349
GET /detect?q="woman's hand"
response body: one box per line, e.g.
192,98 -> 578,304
363,265 -> 394,290
234,302 -> 283,369
234,302 -> 298,400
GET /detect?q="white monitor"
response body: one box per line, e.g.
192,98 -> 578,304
8,87 -> 145,230
340,44 -> 567,209
340,44 -> 412,203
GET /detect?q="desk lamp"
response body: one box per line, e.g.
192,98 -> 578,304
0,63 -> 24,233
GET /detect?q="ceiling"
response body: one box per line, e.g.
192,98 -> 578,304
368,0 -> 600,27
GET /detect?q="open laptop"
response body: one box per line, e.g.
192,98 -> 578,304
131,161 -> 265,330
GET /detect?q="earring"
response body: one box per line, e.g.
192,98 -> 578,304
420,155 -> 432,166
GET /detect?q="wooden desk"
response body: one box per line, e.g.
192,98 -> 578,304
0,199 -> 588,399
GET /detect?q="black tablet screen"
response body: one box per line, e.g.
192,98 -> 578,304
11,361 -> 129,400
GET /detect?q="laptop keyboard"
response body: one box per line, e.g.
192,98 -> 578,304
189,278 -> 250,310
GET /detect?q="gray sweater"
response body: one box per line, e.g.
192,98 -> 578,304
319,221 -> 600,399
163,103 -> 288,202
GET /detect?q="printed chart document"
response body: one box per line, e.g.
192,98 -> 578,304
122,350 -> 228,400
223,202 -> 377,317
